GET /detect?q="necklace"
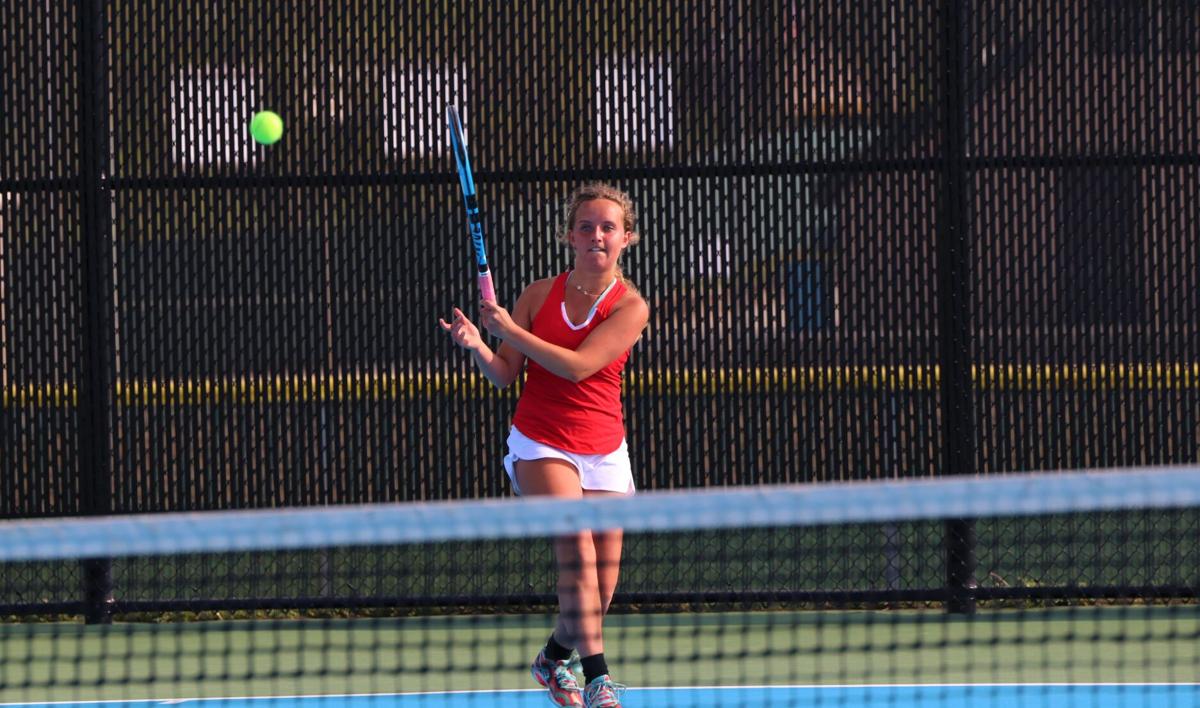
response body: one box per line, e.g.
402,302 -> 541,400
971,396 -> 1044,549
569,271 -> 612,298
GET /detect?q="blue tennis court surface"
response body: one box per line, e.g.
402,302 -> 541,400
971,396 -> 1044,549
7,684 -> 1199,708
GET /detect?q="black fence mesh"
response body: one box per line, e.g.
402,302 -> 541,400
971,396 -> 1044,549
1,0 -> 1198,614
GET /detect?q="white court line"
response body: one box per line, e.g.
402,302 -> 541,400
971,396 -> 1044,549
4,683 -> 1200,706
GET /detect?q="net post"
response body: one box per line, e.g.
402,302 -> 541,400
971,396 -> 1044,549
937,0 -> 978,615
82,558 -> 114,624
944,518 -> 977,614
77,0 -> 115,626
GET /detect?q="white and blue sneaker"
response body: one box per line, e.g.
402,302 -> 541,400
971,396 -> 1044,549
582,674 -> 626,708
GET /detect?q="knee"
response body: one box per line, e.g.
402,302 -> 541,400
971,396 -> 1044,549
555,533 -> 597,573
556,563 -> 600,599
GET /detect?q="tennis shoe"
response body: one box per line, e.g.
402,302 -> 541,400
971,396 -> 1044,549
531,649 -> 583,707
582,674 -> 626,708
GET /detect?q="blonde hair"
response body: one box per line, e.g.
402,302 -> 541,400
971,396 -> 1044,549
557,182 -> 640,247
556,183 -> 640,287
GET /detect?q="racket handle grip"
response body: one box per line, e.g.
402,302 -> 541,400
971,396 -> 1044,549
478,272 -> 496,303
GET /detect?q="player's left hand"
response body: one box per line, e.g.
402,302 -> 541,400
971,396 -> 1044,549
438,307 -> 485,351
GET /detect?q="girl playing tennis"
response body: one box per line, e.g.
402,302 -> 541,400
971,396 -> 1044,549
439,183 -> 649,708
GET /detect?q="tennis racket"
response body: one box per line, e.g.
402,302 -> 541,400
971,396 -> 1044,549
446,105 -> 496,303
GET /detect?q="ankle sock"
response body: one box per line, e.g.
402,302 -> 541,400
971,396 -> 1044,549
579,653 -> 609,686
544,633 -> 573,662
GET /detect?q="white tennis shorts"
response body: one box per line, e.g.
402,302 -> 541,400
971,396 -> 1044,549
503,426 -> 635,496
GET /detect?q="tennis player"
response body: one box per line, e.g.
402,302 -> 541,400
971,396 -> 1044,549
439,183 -> 648,708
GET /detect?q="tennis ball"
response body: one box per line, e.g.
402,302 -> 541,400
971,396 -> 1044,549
250,110 -> 283,145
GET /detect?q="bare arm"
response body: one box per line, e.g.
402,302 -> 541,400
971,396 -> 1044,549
479,293 -> 649,383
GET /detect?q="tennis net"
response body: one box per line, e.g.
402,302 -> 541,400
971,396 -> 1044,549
1,467 -> 1198,707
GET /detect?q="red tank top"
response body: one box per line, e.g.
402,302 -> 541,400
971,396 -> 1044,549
512,271 -> 631,454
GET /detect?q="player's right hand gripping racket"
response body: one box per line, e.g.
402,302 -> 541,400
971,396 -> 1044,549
446,105 -> 496,303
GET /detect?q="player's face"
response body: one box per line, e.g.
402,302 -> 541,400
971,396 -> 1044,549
570,199 -> 629,269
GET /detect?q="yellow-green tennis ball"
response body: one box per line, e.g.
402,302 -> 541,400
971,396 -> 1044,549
250,110 -> 283,145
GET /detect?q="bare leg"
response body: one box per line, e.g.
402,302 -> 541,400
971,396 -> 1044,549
516,459 -> 606,657
550,493 -> 626,656
583,490 -> 626,617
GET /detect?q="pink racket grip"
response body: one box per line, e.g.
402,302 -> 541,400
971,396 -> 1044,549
478,271 -> 497,303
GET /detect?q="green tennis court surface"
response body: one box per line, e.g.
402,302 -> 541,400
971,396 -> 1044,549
3,472 -> 1198,707
2,609 -> 1197,707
